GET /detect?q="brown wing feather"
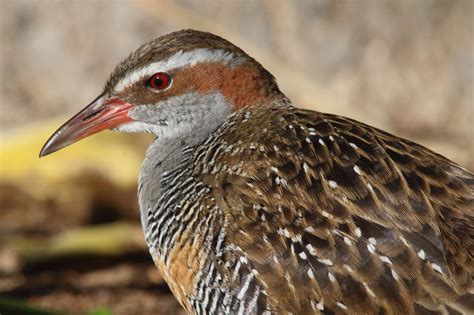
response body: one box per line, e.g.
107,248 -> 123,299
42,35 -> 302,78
195,103 -> 473,314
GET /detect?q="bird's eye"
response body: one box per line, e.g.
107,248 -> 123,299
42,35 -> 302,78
146,72 -> 172,91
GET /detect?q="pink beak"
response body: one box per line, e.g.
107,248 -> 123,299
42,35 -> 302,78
39,93 -> 134,157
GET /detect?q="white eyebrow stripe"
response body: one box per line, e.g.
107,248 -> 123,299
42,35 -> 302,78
113,48 -> 240,93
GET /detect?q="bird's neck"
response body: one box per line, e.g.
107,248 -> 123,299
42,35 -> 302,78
137,91 -> 234,258
136,90 -> 288,260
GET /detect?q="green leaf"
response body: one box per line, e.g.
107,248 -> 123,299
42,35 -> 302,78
88,307 -> 113,315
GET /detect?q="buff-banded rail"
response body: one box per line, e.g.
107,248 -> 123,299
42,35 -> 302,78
40,30 -> 473,315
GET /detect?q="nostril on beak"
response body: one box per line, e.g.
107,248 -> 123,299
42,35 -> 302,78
82,109 -> 103,122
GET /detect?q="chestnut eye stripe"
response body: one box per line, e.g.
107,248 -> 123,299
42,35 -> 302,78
113,48 -> 240,93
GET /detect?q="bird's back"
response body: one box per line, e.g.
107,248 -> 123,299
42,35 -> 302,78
191,101 -> 473,314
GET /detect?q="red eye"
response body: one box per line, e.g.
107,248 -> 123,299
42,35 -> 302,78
146,72 -> 171,91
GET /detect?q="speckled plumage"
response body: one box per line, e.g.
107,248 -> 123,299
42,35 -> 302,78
140,98 -> 473,314
192,102 -> 474,313
42,30 -> 474,314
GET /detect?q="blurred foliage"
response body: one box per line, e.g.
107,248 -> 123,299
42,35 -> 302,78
0,297 -> 112,315
0,297 -> 61,315
88,308 -> 113,315
14,222 -> 145,266
0,119 -> 148,189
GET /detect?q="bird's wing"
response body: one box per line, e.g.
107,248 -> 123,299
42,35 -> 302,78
194,104 -> 473,314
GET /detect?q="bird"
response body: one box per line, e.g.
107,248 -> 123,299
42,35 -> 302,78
39,29 -> 473,314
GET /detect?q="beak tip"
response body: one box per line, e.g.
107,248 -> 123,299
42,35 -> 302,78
39,138 -> 61,158
39,145 -> 51,158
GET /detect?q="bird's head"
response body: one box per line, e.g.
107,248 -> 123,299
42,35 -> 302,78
40,29 -> 281,157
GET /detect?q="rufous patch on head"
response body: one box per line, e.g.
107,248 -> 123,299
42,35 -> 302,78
177,62 -> 274,111
117,61 -> 277,111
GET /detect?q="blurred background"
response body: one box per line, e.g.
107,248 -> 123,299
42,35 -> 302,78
0,0 -> 472,314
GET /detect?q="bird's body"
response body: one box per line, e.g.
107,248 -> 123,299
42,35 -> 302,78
40,30 -> 473,314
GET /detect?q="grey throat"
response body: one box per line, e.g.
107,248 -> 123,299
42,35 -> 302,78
133,91 -> 233,259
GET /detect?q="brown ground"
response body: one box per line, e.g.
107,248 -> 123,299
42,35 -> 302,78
0,1 -> 472,314
0,172 -> 184,315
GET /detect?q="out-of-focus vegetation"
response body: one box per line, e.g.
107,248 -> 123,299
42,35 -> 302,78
1,0 -> 472,314
0,297 -> 113,315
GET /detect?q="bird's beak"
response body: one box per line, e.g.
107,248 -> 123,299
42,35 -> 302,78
39,93 -> 135,157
